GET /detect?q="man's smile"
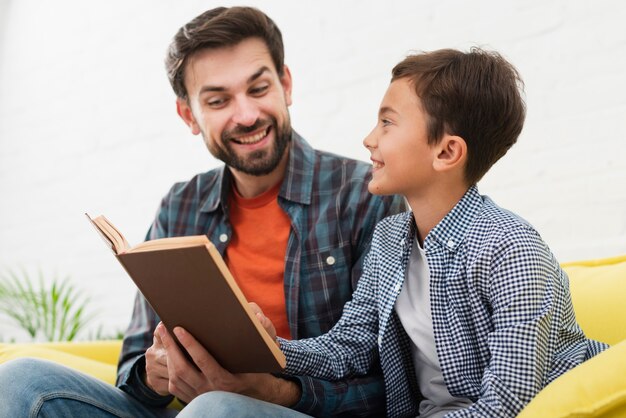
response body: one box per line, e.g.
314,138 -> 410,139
231,126 -> 271,145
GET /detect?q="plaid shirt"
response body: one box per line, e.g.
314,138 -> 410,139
280,186 -> 608,418
116,131 -> 407,417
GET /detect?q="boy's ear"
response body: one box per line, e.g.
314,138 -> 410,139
176,98 -> 202,136
433,134 -> 467,172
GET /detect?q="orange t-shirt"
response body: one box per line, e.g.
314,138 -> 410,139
225,182 -> 292,339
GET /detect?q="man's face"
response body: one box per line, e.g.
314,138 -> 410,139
177,38 -> 293,176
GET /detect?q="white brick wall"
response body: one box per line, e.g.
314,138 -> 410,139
1,0 -> 625,341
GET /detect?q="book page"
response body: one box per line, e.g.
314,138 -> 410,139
129,235 -> 211,253
86,213 -> 130,254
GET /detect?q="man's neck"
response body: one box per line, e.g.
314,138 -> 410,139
407,182 -> 469,246
228,146 -> 290,199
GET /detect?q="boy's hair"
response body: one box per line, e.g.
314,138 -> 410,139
165,6 -> 285,100
392,48 -> 526,185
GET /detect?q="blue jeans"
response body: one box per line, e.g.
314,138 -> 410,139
179,392 -> 311,418
0,358 -> 310,417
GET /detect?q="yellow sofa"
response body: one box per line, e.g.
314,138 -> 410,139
0,340 -> 121,385
1,254 -> 625,417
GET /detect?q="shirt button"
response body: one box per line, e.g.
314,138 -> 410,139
326,256 -> 336,266
446,239 -> 455,249
219,233 -> 228,243
378,336 -> 383,345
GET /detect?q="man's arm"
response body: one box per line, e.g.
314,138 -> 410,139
116,201 -> 175,406
116,291 -> 174,407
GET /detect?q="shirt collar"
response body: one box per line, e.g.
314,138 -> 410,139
199,130 -> 313,213
279,130 -> 313,205
423,185 -> 484,253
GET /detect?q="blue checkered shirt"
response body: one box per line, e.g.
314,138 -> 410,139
280,186 -> 608,417
115,131 -> 407,417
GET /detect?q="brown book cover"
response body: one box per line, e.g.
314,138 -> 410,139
86,214 -> 286,373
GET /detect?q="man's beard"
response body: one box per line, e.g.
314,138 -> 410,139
209,116 -> 291,176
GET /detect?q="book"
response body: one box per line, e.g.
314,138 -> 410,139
86,213 -> 286,373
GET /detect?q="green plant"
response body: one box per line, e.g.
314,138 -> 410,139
87,324 -> 125,341
0,268 -> 99,342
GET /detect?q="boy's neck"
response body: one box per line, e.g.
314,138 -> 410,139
407,182 -> 470,246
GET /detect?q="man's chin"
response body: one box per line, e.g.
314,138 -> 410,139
230,156 -> 282,176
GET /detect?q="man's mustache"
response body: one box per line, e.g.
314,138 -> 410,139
223,119 -> 273,140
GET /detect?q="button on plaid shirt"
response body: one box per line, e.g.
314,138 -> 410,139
115,131 -> 407,417
280,186 -> 608,417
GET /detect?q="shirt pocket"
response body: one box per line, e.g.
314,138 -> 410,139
298,243 -> 354,334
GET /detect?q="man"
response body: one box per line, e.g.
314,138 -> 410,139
0,6 -> 404,418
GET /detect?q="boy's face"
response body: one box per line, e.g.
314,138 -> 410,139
363,78 -> 437,197
176,37 -> 293,176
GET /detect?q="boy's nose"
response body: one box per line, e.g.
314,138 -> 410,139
363,129 -> 377,150
232,97 -> 260,127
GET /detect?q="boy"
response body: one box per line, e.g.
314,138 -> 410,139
255,48 -> 608,417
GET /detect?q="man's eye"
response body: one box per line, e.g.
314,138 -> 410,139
207,98 -> 227,107
381,119 -> 392,127
250,85 -> 269,95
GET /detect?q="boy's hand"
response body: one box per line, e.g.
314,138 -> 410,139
144,322 -> 171,395
249,302 -> 278,345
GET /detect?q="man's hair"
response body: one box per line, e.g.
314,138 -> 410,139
392,48 -> 526,185
165,6 -> 285,100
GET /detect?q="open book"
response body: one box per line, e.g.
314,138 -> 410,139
86,213 -> 286,373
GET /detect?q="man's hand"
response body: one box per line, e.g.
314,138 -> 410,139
249,302 -> 277,344
144,322 -> 171,396
158,324 -> 301,406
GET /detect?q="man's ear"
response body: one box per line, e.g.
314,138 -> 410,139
279,65 -> 293,107
433,134 -> 467,172
176,98 -> 201,135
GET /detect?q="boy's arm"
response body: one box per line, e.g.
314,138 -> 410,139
446,226 -> 587,417
279,245 -> 381,381
255,311 -> 385,418
281,192 -> 405,416
280,247 -> 383,415
284,370 -> 385,417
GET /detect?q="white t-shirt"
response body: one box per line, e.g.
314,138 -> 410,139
395,239 -> 472,417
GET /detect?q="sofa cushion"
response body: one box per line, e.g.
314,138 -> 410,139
564,254 -> 626,346
0,343 -> 117,385
516,339 -> 626,418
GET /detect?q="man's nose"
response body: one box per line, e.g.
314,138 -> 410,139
232,97 -> 260,127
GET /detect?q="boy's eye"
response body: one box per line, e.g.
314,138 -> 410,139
381,118 -> 392,127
